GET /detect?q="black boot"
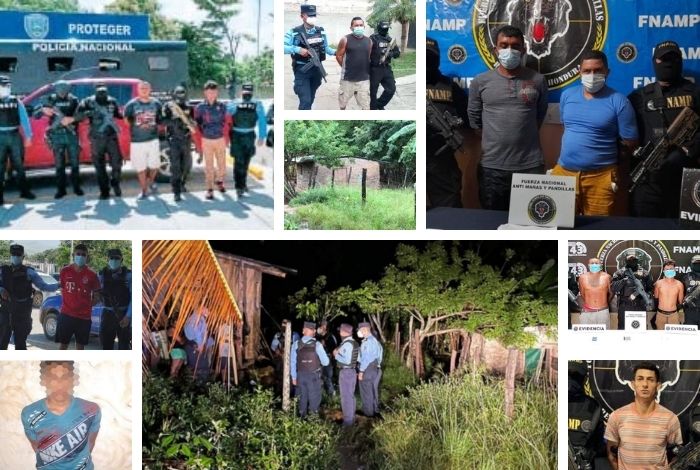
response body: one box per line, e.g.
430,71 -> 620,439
55,187 -> 67,199
20,190 -> 36,200
74,187 -> 84,196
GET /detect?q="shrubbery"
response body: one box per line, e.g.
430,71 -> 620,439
143,374 -> 339,470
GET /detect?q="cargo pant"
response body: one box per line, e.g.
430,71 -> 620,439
169,136 -> 192,195
298,370 -> 322,418
339,368 -> 357,425
0,298 -> 32,350
231,131 -> 255,190
293,66 -> 323,110
90,134 -> 122,196
100,308 -> 131,350
50,131 -> 81,192
0,130 -> 31,198
359,362 -> 381,416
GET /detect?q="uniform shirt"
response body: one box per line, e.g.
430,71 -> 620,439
271,331 -> 300,352
194,100 -> 228,139
467,67 -> 548,171
0,96 -> 33,138
123,98 -> 162,143
21,397 -> 101,470
0,266 -> 59,297
358,334 -> 383,372
290,335 -> 329,381
98,269 -> 132,319
283,26 -> 336,66
226,99 -> 267,138
604,402 -> 682,469
335,336 -> 357,366
59,265 -> 101,320
558,85 -> 638,171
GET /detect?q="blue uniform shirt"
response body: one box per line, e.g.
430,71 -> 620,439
271,331 -> 300,352
283,26 -> 336,66
97,269 -> 132,319
335,336 -> 356,366
0,266 -> 59,298
358,334 -> 383,372
21,397 -> 101,470
226,99 -> 267,138
290,334 -> 329,381
558,85 -> 638,171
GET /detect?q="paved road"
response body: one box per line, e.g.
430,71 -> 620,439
5,307 -> 106,350
0,146 -> 274,230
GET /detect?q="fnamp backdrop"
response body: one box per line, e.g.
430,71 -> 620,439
427,0 -> 700,102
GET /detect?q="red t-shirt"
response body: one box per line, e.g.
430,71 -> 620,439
60,265 -> 101,320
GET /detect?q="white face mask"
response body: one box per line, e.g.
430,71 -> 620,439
497,48 -> 522,70
581,73 -> 606,93
357,330 -> 364,339
305,16 -> 316,27
0,86 -> 10,98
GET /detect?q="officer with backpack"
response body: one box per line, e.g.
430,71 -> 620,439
333,323 -> 359,426
290,321 -> 329,418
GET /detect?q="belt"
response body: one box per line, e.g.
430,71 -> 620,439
582,306 -> 608,313
338,365 -> 356,369
658,309 -> 678,315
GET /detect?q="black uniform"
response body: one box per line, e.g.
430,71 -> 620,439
99,266 -> 131,350
611,267 -> 654,329
369,25 -> 400,110
0,265 -> 34,350
681,269 -> 700,328
38,92 -> 83,196
426,37 -> 467,208
78,93 -> 123,198
0,90 -> 35,204
162,100 -> 194,198
568,362 -> 602,470
628,41 -> 700,218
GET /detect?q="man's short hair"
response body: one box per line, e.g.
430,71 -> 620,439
40,361 -> 75,375
204,80 -> 218,90
495,25 -> 524,45
74,243 -> 88,252
580,50 -> 609,69
633,362 -> 660,382
663,260 -> 677,268
350,16 -> 364,26
138,80 -> 151,88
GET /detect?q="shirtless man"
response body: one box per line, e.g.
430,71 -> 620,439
654,260 -> 685,329
578,258 -> 613,328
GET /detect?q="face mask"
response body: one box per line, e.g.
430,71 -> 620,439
626,262 -> 638,271
305,16 -> 316,27
353,27 -> 365,37
243,94 -> 252,102
664,269 -> 676,278
654,59 -> 682,83
692,264 -> 700,274
10,256 -> 22,266
74,255 -> 87,267
0,86 -> 10,98
95,90 -> 108,103
109,259 -> 122,270
581,73 -> 606,93
357,331 -> 364,339
497,48 -> 522,70
588,264 -> 602,273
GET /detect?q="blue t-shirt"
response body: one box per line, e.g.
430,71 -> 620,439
558,85 -> 638,171
21,397 -> 101,470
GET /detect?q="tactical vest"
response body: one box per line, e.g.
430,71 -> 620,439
292,25 -> 326,64
639,80 -> 697,144
682,272 -> 700,313
568,397 -> 601,447
46,93 -> 80,133
232,101 -> 258,130
0,97 -> 21,127
1,265 -> 32,300
165,101 -> 193,139
426,77 -> 459,144
297,339 -> 321,374
336,337 -> 359,369
101,267 -> 130,308
613,269 -> 650,308
85,97 -> 119,137
370,34 -> 392,66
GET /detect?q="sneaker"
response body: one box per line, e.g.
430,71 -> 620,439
205,189 -> 214,200
216,181 -> 226,193
74,187 -> 84,196
138,192 -> 148,200
174,193 -> 182,202
54,189 -> 67,199
20,191 -> 36,200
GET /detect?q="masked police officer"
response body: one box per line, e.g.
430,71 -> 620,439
426,37 -> 468,208
38,80 -> 84,199
568,361 -> 602,470
290,321 -> 329,418
681,254 -> 700,329
0,75 -> 36,205
98,249 -> 131,350
369,20 -> 400,110
357,321 -> 383,417
628,41 -> 700,218
0,244 -> 59,350
611,250 -> 654,330
163,85 -> 195,202
78,82 -> 123,199
226,84 -> 267,198
284,4 -> 336,110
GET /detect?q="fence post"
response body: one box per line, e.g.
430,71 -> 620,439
361,168 -> 367,207
282,320 -> 292,412
331,168 -> 335,188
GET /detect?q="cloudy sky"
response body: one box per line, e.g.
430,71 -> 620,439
77,0 -> 273,58
9,240 -> 60,254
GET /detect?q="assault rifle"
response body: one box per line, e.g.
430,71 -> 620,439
625,268 -> 654,310
629,106 -> 699,193
379,38 -> 397,65
167,100 -> 197,134
683,284 -> 700,309
297,30 -> 328,82
426,98 -> 464,155
670,442 -> 700,470
92,102 -> 120,135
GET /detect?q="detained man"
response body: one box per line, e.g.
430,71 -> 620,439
577,258 -> 612,329
336,17 -> 372,110
653,260 -> 685,329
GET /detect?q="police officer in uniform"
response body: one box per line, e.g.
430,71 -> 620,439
98,249 -> 131,350
0,75 -> 36,205
568,361 -> 602,470
426,37 -> 468,208
284,5 -> 336,110
290,321 -> 329,418
681,254 -> 700,329
369,20 -> 400,110
0,244 -> 59,350
78,82 -> 123,199
163,85 -> 195,202
333,323 -> 359,426
628,41 -> 700,218
611,250 -> 654,330
38,80 -> 84,199
357,321 -> 383,417
226,83 -> 267,198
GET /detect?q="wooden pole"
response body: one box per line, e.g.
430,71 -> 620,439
331,169 -> 335,188
406,316 -> 414,369
459,331 -> 470,370
361,168 -> 367,207
394,322 -> 400,356
282,319 -> 292,412
449,332 -> 458,375
414,329 -> 423,377
505,347 -> 517,419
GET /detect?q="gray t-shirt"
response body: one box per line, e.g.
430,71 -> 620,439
124,98 -> 162,143
467,67 -> 548,171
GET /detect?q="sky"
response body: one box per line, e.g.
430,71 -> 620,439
77,0 -> 273,58
7,240 -> 60,254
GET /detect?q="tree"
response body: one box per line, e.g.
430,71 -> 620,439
0,0 -> 80,10
180,22 -> 229,88
367,0 -> 416,52
232,48 -> 273,89
0,241 -> 10,261
105,0 -> 181,40
53,241 -> 133,271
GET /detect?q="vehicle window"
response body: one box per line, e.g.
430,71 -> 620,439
0,57 -> 18,72
47,57 -> 73,72
148,56 -> 169,71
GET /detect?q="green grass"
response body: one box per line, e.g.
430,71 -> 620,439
286,186 -> 415,230
392,50 -> 416,78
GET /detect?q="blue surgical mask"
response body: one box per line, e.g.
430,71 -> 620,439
109,259 -> 122,270
588,264 -> 602,273
10,255 -> 22,266
664,269 -> 676,278
74,255 -> 87,267
353,27 -> 365,37
497,48 -> 522,70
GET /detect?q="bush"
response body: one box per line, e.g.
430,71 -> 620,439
142,374 -> 339,470
367,374 -> 557,470
380,346 -> 418,401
